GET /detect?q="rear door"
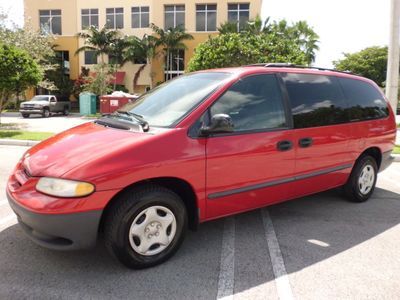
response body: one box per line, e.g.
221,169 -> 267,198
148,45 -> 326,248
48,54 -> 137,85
280,73 -> 353,198
205,73 -> 296,219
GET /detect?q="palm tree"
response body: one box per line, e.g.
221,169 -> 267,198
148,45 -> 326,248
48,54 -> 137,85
244,16 -> 271,35
150,24 -> 193,81
292,21 -> 320,65
75,26 -> 120,64
268,20 -> 319,65
122,34 -> 158,91
108,36 -> 130,91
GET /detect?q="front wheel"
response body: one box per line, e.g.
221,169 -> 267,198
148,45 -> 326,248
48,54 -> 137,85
42,108 -> 50,118
344,155 -> 378,202
104,185 -> 187,269
21,113 -> 29,118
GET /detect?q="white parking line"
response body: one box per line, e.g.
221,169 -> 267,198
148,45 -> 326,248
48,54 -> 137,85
216,217 -> 235,300
261,209 -> 295,300
0,214 -> 17,232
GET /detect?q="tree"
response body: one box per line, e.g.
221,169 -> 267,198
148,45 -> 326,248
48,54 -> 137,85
0,16 -> 56,91
150,24 -> 193,80
76,26 -> 120,64
0,44 -> 42,120
188,18 -> 319,71
122,34 -> 158,91
72,67 -> 90,99
217,22 -> 238,34
82,64 -> 113,96
270,20 -> 320,64
333,46 -> 388,87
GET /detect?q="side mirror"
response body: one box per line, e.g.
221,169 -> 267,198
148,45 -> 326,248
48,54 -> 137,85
50,98 -> 56,103
200,114 -> 234,136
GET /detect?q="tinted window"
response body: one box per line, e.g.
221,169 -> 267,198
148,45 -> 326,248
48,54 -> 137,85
210,74 -> 287,132
282,73 -> 348,128
339,77 -> 389,121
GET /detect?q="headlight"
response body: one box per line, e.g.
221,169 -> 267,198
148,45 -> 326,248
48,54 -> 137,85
34,104 -> 43,108
36,177 -> 95,197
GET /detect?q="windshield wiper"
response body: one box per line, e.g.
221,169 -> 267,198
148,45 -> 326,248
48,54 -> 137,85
116,110 -> 150,132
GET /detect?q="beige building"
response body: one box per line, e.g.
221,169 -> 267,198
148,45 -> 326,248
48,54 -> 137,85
24,0 -> 262,95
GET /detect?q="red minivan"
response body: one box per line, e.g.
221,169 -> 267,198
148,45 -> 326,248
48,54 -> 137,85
7,64 -> 396,268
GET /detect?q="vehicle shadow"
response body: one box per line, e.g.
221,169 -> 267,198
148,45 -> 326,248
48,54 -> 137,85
0,216 -> 224,299
0,187 -> 399,299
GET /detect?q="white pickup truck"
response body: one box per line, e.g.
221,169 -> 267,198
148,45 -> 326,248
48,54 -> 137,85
19,95 -> 71,118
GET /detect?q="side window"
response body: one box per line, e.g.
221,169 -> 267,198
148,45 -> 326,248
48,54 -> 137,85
282,73 -> 348,129
339,77 -> 389,121
210,74 -> 287,132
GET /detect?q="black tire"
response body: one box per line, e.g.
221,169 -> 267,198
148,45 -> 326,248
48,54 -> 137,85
104,184 -> 187,269
63,106 -> 69,116
42,108 -> 50,118
344,155 -> 378,202
21,113 -> 29,118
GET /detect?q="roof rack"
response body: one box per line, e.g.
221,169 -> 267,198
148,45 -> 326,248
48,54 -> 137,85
245,63 -> 355,75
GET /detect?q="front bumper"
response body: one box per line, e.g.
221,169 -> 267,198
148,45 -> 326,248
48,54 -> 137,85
19,109 -> 43,114
7,190 -> 102,250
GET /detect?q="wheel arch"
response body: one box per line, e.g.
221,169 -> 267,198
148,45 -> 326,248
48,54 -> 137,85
99,177 -> 199,233
358,146 -> 382,169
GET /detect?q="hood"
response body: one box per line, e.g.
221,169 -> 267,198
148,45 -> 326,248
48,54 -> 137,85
22,122 -> 153,178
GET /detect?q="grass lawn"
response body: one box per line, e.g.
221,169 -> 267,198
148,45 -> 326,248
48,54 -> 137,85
0,130 -> 54,141
394,145 -> 400,155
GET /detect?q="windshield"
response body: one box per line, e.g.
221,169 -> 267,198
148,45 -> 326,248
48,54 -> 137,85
31,96 -> 50,101
117,72 -> 232,127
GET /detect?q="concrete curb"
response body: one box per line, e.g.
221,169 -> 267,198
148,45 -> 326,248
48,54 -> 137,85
392,154 -> 400,162
0,139 -> 39,147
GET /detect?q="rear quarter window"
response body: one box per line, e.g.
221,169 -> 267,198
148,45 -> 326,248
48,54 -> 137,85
338,77 -> 389,121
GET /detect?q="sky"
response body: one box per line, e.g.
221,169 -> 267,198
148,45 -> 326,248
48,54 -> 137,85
0,0 -> 391,67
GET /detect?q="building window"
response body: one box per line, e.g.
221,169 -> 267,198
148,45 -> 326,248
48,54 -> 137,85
132,6 -> 150,28
55,51 -> 70,75
39,10 -> 62,35
106,8 -> 124,29
81,9 -> 99,29
196,4 -> 217,31
164,5 -> 185,29
164,49 -> 185,81
227,3 -> 249,31
84,51 -> 97,65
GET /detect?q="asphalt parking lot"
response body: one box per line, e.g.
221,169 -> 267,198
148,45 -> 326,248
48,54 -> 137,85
1,112 -> 90,133
1,145 -> 400,299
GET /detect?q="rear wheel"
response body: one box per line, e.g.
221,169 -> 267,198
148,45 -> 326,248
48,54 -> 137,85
344,155 -> 378,202
63,106 -> 69,116
42,108 -> 50,118
104,185 -> 187,269
21,113 -> 29,118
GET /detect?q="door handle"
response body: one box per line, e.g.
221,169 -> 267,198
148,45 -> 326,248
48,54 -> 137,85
277,140 -> 293,151
299,137 -> 313,148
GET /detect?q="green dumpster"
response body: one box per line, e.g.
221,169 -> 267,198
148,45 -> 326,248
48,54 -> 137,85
79,92 -> 97,115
